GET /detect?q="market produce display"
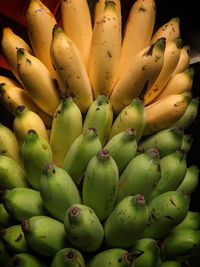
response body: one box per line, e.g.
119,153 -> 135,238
0,0 -> 200,266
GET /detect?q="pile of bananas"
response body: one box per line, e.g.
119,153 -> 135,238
0,0 -> 200,266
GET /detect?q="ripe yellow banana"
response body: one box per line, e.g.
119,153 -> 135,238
0,75 -> 21,88
109,37 -> 166,114
172,45 -> 191,76
117,0 -> 156,80
143,92 -> 192,136
26,0 -> 57,78
150,17 -> 180,44
88,0 -> 121,98
17,48 -> 60,117
144,37 -> 182,105
1,27 -> 33,83
50,25 -> 93,113
61,0 -> 92,68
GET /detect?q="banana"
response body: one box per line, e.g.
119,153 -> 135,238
13,105 -> 49,146
61,0 -> 92,68
51,248 -> 85,267
0,203 -> 15,228
144,37 -> 182,105
50,96 -> 82,167
117,0 -> 156,80
10,253 -> 46,267
177,165 -> 199,195
0,224 -> 28,253
172,44 -> 191,76
39,162 -> 81,222
116,148 -> 160,204
17,48 -> 60,116
174,210 -> 200,230
64,204 -> 104,252
26,0 -> 57,78
0,75 -> 21,87
181,133 -> 193,153
143,92 -> 192,136
159,261 -> 182,267
82,149 -> 119,221
62,128 -> 102,186
88,0 -> 121,98
150,17 -> 180,44
0,187 -> 47,221
141,191 -> 190,239
0,155 -> 29,189
0,83 -> 53,128
108,98 -> 145,142
82,94 -> 113,146
104,128 -> 138,174
0,239 -> 12,266
21,215 -> 69,257
1,27 -> 33,83
50,25 -> 93,112
138,126 -> 184,158
104,194 -> 148,248
109,37 -> 166,114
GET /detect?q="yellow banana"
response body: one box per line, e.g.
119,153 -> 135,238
26,0 -> 57,78
61,0 -> 92,68
50,25 -> 93,113
144,37 -> 182,105
143,92 -> 192,136
0,75 -> 21,87
117,0 -> 156,80
1,27 -> 33,83
150,17 -> 180,44
17,48 -> 60,117
172,45 -> 191,76
0,83 -> 52,128
88,0 -> 121,98
109,37 -> 166,114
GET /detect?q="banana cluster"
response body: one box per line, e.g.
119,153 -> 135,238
0,0 -> 199,266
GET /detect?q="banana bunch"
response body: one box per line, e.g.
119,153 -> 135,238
0,0 -> 199,266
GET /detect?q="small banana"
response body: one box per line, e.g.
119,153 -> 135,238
172,44 -> 191,75
10,253 -> 46,267
51,248 -> 85,267
174,210 -> 200,230
0,75 -> 21,87
0,203 -> 14,228
181,133 -> 193,153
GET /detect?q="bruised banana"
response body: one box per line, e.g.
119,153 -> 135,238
10,253 -> 46,267
172,44 -> 191,75
0,75 -> 21,87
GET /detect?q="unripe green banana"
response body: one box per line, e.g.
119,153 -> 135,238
64,204 -> 104,252
104,194 -> 148,248
0,238 -> 11,267
82,94 -> 113,146
82,149 -> 119,221
161,228 -> 200,260
10,252 -> 46,267
50,248 -> 85,267
0,155 -> 29,189
177,165 -> 199,195
141,191 -> 190,239
0,203 -> 15,228
0,224 -> 28,253
116,148 -> 160,204
87,248 -> 134,267
62,128 -> 102,186
39,163 -> 81,222
108,98 -> 145,142
50,96 -> 82,167
22,129 -> 53,190
148,150 -> 187,200
159,261 -> 182,267
138,126 -> 184,158
181,133 -> 193,153
104,128 -> 138,174
22,215 -> 69,257
174,211 -> 200,230
0,188 -> 47,221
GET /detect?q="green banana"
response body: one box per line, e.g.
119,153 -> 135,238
82,149 -> 119,221
159,261 -> 182,267
21,215 -> 69,257
62,128 -> 102,186
104,194 -> 148,248
0,203 -> 15,228
10,252 -> 46,267
141,191 -> 190,239
181,133 -> 193,153
138,126 -> 184,158
148,150 -> 187,200
174,211 -> 200,230
0,187 -> 47,221
50,96 -> 82,167
116,148 -> 160,204
50,248 -> 85,267
82,94 -> 113,146
177,165 -> 199,195
86,248 -> 134,267
64,204 -> 104,252
103,128 -> 138,174
0,238 -> 11,267
21,129 -> 53,190
39,162 -> 81,222
0,155 -> 29,189
108,98 -> 145,142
